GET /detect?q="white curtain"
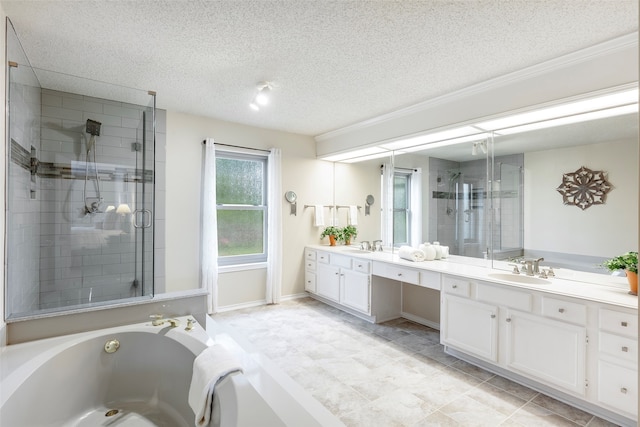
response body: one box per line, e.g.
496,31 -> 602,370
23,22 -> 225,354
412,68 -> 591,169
380,163 -> 394,247
201,138 -> 219,314
410,168 -> 423,247
266,148 -> 282,304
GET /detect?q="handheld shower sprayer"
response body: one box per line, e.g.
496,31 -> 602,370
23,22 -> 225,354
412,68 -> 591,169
84,119 -> 103,214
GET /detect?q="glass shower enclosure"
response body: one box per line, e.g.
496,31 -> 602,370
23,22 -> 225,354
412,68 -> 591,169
5,19 -> 156,319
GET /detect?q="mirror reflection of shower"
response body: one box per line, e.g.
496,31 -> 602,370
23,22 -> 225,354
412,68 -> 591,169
83,119 -> 103,214
446,170 -> 461,216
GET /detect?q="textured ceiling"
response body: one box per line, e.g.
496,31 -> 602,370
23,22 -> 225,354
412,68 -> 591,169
2,0 -> 637,136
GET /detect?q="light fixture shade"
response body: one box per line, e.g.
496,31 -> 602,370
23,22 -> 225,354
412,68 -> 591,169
255,89 -> 269,106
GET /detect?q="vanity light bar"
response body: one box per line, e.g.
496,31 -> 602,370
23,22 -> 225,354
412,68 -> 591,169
320,146 -> 389,162
379,126 -> 480,151
495,103 -> 639,136
475,88 -> 638,131
341,151 -> 394,163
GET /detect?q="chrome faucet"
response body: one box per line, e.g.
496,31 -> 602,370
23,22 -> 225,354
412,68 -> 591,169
521,257 -> 544,276
372,240 -> 383,251
360,241 -> 371,251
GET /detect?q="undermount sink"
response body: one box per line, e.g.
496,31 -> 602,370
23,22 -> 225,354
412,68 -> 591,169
343,249 -> 373,254
488,273 -> 551,285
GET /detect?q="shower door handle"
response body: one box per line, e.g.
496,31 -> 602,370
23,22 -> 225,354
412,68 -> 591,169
133,209 -> 153,228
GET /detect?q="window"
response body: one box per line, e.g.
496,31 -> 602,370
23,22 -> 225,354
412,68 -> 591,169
393,171 -> 411,246
216,151 -> 268,265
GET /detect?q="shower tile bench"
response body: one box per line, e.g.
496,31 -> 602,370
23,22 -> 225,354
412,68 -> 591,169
303,245 -> 638,427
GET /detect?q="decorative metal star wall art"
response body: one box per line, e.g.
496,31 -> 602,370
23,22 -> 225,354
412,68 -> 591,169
556,166 -> 612,210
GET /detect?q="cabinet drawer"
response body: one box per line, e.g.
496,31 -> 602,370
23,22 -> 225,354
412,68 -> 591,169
305,249 -> 316,261
305,271 -> 316,293
420,270 -> 441,290
597,360 -> 638,416
600,308 -> 638,338
599,332 -> 637,365
442,276 -> 471,297
542,296 -> 587,325
332,254 -> 352,269
373,262 -> 420,285
352,259 -> 371,274
477,283 -> 531,312
317,252 -> 330,264
305,260 -> 317,271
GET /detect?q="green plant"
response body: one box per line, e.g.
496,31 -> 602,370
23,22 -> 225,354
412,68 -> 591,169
320,226 -> 342,239
602,251 -> 638,274
341,225 -> 358,243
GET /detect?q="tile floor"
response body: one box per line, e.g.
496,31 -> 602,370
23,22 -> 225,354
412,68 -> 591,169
214,297 -> 621,427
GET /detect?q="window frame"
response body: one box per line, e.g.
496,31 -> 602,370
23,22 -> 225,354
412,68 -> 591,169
215,150 -> 268,266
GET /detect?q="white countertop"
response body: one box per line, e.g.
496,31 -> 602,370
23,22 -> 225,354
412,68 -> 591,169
306,245 -> 638,310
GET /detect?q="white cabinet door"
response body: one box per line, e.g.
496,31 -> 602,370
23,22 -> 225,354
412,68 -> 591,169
341,269 -> 370,314
316,263 -> 340,302
441,294 -> 498,362
506,309 -> 586,396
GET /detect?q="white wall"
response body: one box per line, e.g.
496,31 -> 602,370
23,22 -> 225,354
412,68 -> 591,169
1,5 -> 9,345
167,111 -> 359,307
525,138 -> 638,257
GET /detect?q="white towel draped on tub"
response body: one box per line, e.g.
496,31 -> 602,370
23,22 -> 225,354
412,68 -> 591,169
398,245 -> 425,262
314,205 -> 325,227
348,205 -> 358,226
188,344 -> 243,427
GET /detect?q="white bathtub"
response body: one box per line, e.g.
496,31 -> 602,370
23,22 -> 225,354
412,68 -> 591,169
0,315 -> 289,427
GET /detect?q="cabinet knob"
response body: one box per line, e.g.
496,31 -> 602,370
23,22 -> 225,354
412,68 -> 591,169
622,346 -> 629,352
621,387 -> 628,394
621,321 -> 628,327
506,318 -> 512,323
397,273 -> 403,277
358,264 -> 362,267
558,308 -> 565,313
452,284 -> 458,289
490,314 -> 496,319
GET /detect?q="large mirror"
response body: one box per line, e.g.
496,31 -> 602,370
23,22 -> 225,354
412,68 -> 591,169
388,108 -> 638,274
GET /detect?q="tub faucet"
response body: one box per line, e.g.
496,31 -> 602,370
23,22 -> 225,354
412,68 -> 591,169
150,314 -> 180,327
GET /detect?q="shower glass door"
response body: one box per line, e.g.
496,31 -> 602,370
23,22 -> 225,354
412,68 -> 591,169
5,18 -> 156,319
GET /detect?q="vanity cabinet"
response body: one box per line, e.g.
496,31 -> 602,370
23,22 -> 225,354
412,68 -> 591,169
441,293 -> 498,362
441,275 -> 588,397
306,249 -> 371,315
304,249 -> 317,293
505,309 -> 587,396
596,307 -> 638,418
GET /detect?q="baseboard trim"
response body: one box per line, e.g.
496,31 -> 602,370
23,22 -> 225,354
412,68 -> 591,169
401,311 -> 440,330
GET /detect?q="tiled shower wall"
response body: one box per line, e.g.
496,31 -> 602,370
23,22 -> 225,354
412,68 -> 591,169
7,70 -> 41,315
8,87 -> 166,316
36,89 -> 166,310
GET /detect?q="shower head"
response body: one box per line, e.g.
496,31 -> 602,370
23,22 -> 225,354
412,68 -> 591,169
86,119 -> 102,136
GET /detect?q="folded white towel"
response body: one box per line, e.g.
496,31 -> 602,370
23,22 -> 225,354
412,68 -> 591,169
188,344 -> 243,427
314,205 -> 325,227
348,205 -> 358,225
398,245 -> 425,262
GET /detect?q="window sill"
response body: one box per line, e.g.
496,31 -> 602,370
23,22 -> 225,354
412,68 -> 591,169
219,262 -> 267,273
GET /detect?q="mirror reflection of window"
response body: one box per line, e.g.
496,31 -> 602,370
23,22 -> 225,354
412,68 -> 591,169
393,171 -> 411,246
